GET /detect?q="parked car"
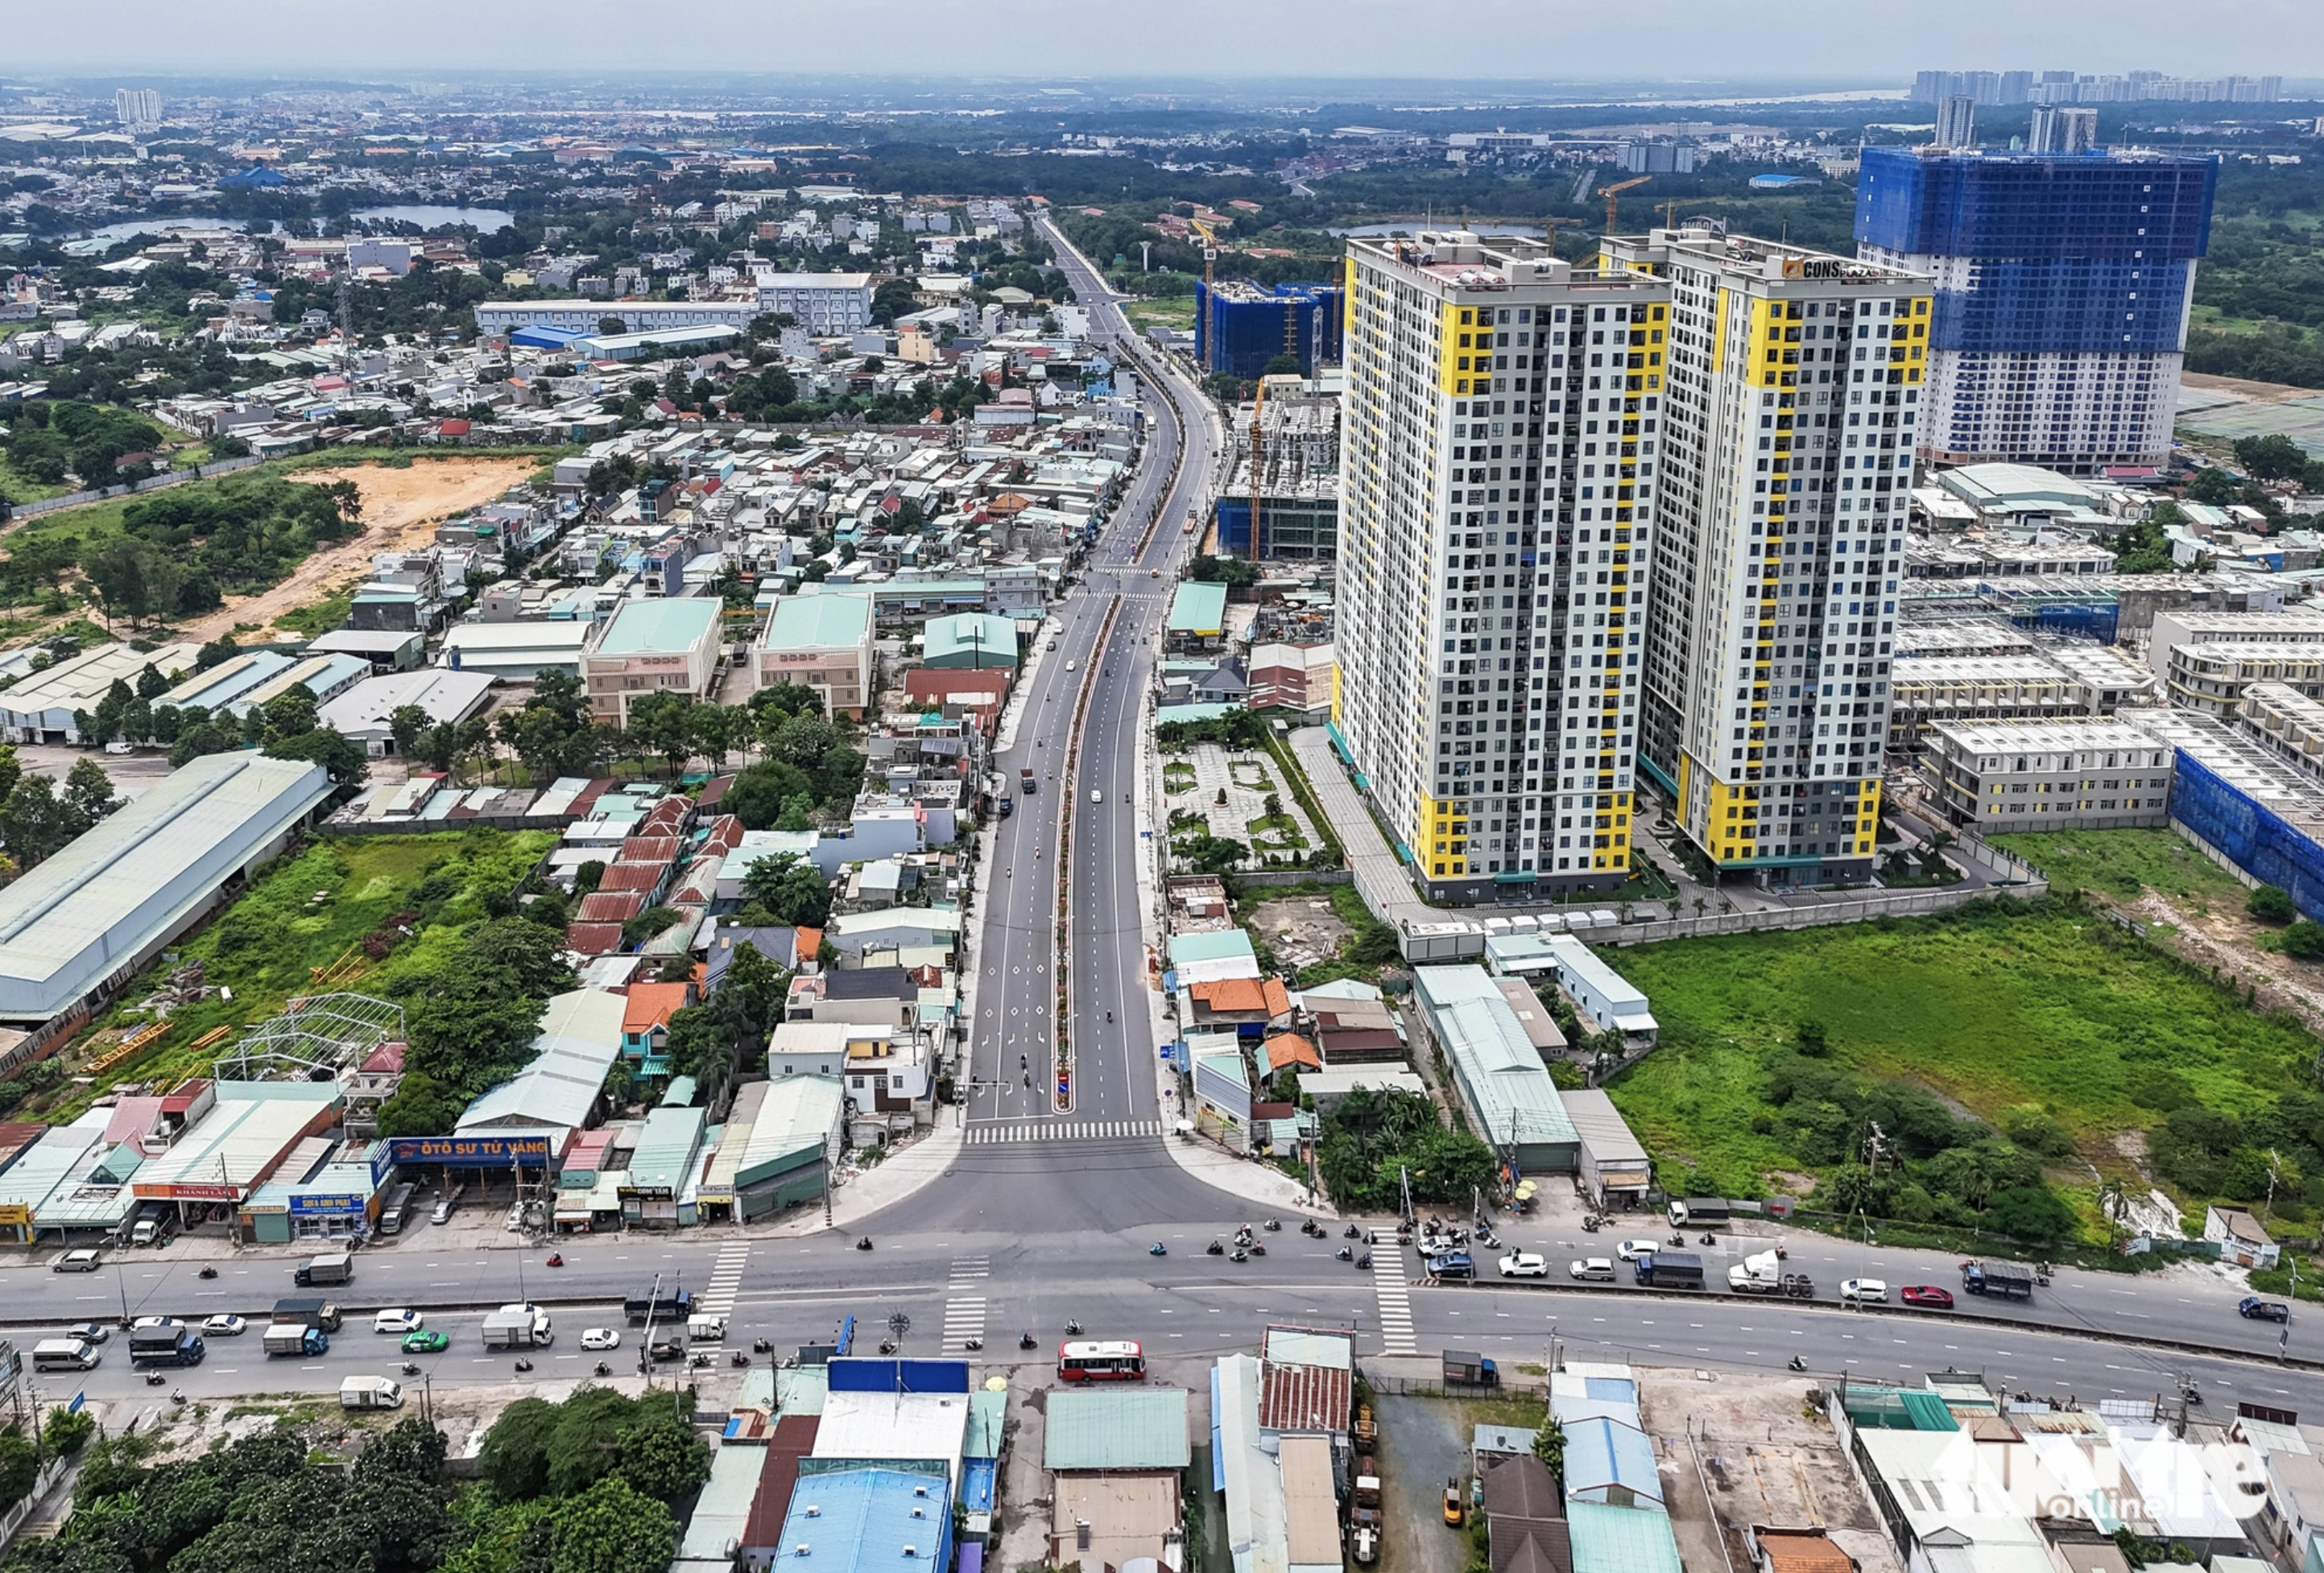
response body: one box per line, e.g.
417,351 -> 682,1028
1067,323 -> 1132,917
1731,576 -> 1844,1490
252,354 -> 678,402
201,1315 -> 248,1336
1441,1478 -> 1465,1527
581,1327 -> 622,1352
1496,1253 -> 1549,1278
1900,1286 -> 1954,1310
1569,1257 -> 1617,1283
373,1309 -> 424,1335
2239,1296 -> 2293,1323
1048,639 -> 1059,651
402,1330 -> 450,1353
64,1322 -> 110,1344
1840,1278 -> 1889,1304
52,1249 -> 102,1274
1427,1253 -> 1475,1281
1615,1239 -> 1658,1262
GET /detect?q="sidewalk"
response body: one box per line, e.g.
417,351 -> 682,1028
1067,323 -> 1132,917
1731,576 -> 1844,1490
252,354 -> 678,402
763,1117 -> 967,1238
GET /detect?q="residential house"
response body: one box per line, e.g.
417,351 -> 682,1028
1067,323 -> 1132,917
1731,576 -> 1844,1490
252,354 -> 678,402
620,981 -> 697,1076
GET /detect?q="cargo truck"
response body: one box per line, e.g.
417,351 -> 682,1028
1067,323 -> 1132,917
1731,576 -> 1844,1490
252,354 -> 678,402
482,1309 -> 554,1349
625,1286 -> 693,1326
130,1329 -> 205,1369
1960,1260 -> 2035,1301
1666,1199 -> 1731,1228
1020,767 -> 1036,795
1634,1251 -> 1706,1289
1441,1349 -> 1500,1388
377,1182 -> 419,1236
340,1376 -> 405,1411
271,1296 -> 343,1332
263,1323 -> 329,1358
293,1251 -> 354,1286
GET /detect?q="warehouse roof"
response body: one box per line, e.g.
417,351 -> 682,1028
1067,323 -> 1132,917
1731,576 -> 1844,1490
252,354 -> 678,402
923,612 -> 1018,667
457,989 -> 626,1133
764,591 -> 873,651
1413,966 -> 1579,1150
1168,581 -> 1228,636
0,752 -> 333,1025
1,640 -> 205,718
320,668 -> 496,739
1044,1388 -> 1191,1472
595,597 -> 720,656
126,1080 -> 342,1199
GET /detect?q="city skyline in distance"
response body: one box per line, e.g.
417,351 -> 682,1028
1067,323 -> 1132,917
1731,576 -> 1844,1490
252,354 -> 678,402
6,0 -> 2322,84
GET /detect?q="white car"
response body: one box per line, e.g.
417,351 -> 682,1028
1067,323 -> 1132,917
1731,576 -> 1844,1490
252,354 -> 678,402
202,1315 -> 247,1336
1090,789 -> 1103,805
580,1327 -> 622,1352
1569,1257 -> 1617,1282
1497,1252 -> 1549,1278
374,1309 -> 424,1335
1615,1238 -> 1660,1261
132,1315 -> 182,1331
1840,1278 -> 1889,1304
52,1249 -> 102,1273
103,741 -> 133,755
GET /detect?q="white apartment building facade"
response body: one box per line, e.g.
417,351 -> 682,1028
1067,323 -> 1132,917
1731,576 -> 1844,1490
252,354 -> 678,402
1602,226 -> 1931,885
752,272 -> 874,335
1337,230 -> 1669,903
1921,718 -> 2174,831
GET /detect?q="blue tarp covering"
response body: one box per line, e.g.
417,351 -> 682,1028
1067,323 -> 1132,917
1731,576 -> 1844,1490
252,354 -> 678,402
1210,1364 -> 1226,1492
828,1356 -> 971,1393
2173,749 -> 2324,922
960,1458 -> 996,1513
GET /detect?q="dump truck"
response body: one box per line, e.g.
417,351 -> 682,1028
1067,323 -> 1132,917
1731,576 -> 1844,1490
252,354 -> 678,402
263,1323 -> 329,1358
1442,1349 -> 1500,1388
1634,1250 -> 1706,1290
271,1296 -> 343,1332
1960,1259 -> 2036,1302
293,1251 -> 354,1287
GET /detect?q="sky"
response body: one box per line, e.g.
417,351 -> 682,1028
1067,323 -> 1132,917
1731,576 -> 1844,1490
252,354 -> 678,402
7,0 -> 2322,83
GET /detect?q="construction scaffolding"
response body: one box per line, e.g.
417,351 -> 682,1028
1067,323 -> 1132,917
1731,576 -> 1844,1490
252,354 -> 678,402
1193,279 -> 1346,378
217,992 -> 407,1083
1217,382 -> 1341,560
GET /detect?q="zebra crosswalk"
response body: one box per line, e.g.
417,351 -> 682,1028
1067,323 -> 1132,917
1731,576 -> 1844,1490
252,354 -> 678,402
689,1242 -> 750,1348
965,1119 -> 1164,1145
944,1256 -> 990,1351
1372,1245 -> 1416,1354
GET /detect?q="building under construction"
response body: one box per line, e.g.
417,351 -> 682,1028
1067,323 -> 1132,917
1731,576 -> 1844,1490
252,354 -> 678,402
1215,379 -> 1339,560
1193,279 -> 1346,378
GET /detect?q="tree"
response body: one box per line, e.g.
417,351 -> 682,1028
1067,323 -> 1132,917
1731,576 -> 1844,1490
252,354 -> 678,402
2250,885 -> 2297,924
724,758 -> 818,830
740,853 -> 831,927
263,726 -> 370,791
1795,1019 -> 1830,1058
662,1006 -> 734,1086
614,1414 -> 710,1505
574,859 -> 608,898
168,720 -> 236,768
60,758 -> 119,827
2286,919 -> 2324,960
478,1395 -> 560,1501
262,687 -> 318,742
548,1476 -> 679,1573
389,704 -> 431,758
373,1070 -> 461,1138
2235,433 -> 2310,482
1530,1416 -> 1567,1486
0,776 -> 78,865
2187,465 -> 2239,506
0,745 -> 19,807
713,939 -> 785,1031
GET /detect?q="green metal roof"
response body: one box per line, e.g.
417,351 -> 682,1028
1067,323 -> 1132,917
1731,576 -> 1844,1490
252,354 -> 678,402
1567,1501 -> 1681,1573
924,612 -> 1019,667
765,591 -> 874,651
595,597 -> 722,655
1168,931 -> 1257,965
1044,1388 -> 1191,1472
1167,581 -> 1228,635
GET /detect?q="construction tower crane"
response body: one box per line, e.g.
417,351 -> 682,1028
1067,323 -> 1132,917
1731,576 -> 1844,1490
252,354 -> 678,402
1189,217 -> 1220,289
1597,175 -> 1651,236
1249,372 -> 1266,564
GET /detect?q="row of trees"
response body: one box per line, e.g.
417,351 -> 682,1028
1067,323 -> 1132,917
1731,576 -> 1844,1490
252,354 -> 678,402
0,745 -> 121,877
3,400 -> 165,490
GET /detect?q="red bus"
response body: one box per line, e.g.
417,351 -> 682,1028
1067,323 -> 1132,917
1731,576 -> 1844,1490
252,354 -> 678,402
1057,1340 -> 1146,1381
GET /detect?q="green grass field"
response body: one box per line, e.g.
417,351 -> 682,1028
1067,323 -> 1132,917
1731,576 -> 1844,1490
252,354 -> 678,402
1602,897 -> 2318,1206
1991,826 -> 2249,908
31,829 -> 555,1121
1123,298 -> 1197,332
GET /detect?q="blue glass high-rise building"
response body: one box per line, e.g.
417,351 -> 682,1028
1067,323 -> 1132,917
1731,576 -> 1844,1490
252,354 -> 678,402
1855,146 -> 2216,477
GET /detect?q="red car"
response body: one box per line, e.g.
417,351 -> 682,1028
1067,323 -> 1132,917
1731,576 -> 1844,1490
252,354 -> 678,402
1900,1285 -> 1954,1309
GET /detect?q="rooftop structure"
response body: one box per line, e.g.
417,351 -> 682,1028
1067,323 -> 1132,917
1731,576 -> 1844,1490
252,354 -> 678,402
1412,965 -> 1579,1174
585,597 -> 723,725
0,752 -> 334,1035
1920,717 -> 2175,831
760,592 -> 875,720
0,641 -> 205,744
455,989 -> 626,1135
1044,1388 -> 1192,1472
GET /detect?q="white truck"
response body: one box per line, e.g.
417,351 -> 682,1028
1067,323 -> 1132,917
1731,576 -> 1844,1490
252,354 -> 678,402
340,1376 -> 405,1411
481,1308 -> 554,1349
686,1313 -> 727,1343
1727,1250 -> 1784,1294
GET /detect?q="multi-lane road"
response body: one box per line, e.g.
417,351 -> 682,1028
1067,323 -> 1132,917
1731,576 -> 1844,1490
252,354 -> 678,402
2,221 -> 2318,1428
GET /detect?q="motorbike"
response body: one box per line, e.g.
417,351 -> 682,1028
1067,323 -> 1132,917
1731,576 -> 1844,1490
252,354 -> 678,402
170,1389 -> 185,1406
2179,1379 -> 2203,1406
1335,1246 -> 1353,1262
1065,1319 -> 1083,1336
1699,1234 -> 1715,1246
1106,1010 -> 1113,1022
878,1340 -> 897,1355
856,1236 -> 874,1251
1668,1233 -> 1685,1246
753,1337 -> 773,1353
965,1339 -> 982,1352
1345,1224 -> 1361,1239
730,1351 -> 750,1368
1355,1253 -> 1371,1270
1788,1356 -> 1807,1373
1581,1217 -> 1601,1232
595,1361 -> 612,1377
690,1352 -> 713,1369
1230,1248 -> 1249,1263
1149,1243 -> 1168,1256
514,1359 -> 534,1373
197,1265 -> 218,1279
547,1253 -> 564,1267
1019,1332 -> 1038,1350
400,1361 -> 421,1377
1300,1220 -> 1324,1238
1263,1219 -> 1282,1232
143,1371 -> 166,1387
1205,1240 -> 1224,1256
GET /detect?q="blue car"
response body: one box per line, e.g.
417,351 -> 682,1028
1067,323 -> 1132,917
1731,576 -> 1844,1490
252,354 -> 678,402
2239,1295 -> 2292,1323
1427,1253 -> 1475,1281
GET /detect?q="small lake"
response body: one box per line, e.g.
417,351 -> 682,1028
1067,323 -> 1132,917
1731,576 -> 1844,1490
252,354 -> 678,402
349,204 -> 515,232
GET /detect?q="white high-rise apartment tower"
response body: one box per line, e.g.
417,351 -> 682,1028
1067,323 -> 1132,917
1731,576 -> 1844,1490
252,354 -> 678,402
1599,226 -> 1931,886
1335,230 -> 1670,903
113,88 -> 160,132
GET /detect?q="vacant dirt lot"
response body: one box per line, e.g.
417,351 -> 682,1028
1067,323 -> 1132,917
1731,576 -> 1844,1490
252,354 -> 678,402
1245,898 -> 1352,974
176,454 -> 542,641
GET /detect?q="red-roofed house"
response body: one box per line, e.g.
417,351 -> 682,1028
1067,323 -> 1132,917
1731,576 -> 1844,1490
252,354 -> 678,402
345,1041 -> 409,1138
1189,976 -> 1295,1033
1263,1033 -> 1321,1073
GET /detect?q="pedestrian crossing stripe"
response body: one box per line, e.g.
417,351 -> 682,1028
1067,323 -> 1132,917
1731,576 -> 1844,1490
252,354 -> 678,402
965,1119 -> 1164,1145
1373,1246 -> 1417,1355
